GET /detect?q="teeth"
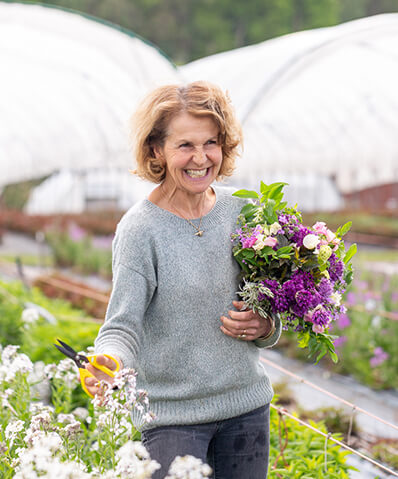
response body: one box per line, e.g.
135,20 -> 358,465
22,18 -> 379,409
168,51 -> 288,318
186,168 -> 208,178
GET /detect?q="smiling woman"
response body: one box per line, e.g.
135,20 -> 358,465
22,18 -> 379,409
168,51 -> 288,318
87,82 -> 282,479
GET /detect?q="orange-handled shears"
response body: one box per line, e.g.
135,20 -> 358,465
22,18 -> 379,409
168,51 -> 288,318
54,339 -> 120,398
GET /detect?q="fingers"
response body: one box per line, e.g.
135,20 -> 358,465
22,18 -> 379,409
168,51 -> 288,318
84,375 -> 102,398
96,354 -> 121,371
220,315 -> 259,335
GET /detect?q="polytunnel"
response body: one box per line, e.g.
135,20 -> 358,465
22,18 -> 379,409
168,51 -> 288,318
0,2 -> 182,212
182,14 -> 398,209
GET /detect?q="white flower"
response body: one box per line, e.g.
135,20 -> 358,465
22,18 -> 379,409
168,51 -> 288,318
114,441 -> 160,478
5,419 -> 24,439
165,455 -> 212,479
4,353 -> 33,382
303,234 -> 320,250
21,308 -> 40,325
72,407 -> 89,421
269,222 -> 281,235
330,292 -> 342,306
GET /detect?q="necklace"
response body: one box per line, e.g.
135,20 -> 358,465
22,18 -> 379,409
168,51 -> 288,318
185,217 -> 204,237
160,185 -> 205,236
169,203 -> 204,236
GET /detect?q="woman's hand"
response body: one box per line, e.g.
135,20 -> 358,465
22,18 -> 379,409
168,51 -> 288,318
84,354 -> 122,397
220,301 -> 273,341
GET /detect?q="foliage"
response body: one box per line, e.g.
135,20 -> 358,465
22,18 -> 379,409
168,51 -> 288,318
372,439 -> 398,470
46,231 -> 112,278
276,269 -> 398,390
0,280 -> 100,364
0,344 -> 353,478
232,182 -> 356,363
31,0 -> 398,63
268,400 -> 355,478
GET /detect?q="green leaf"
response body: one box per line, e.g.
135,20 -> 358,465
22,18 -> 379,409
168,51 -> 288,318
337,221 -> 352,238
260,181 -> 268,194
241,203 -> 258,218
343,243 -> 357,264
232,189 -> 259,199
298,331 -> 310,348
269,182 -> 288,200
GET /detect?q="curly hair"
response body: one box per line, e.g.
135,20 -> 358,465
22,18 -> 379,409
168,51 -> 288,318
130,81 -> 243,183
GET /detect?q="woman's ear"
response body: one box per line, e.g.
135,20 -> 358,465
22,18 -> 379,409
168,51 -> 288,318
153,144 -> 164,162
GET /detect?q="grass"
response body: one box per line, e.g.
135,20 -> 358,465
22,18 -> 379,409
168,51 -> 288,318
0,253 -> 53,267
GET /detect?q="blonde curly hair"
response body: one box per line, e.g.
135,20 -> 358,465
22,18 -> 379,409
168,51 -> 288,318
130,81 -> 243,183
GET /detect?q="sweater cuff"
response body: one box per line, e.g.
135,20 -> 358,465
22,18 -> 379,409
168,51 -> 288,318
253,314 -> 282,348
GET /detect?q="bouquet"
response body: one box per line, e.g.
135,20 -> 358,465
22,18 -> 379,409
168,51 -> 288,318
231,182 -> 357,363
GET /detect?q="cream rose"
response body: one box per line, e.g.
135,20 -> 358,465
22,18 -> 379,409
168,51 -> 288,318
303,234 -> 320,250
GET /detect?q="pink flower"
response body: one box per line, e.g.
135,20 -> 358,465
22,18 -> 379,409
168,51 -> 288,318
313,222 -> 328,236
241,236 -> 257,249
370,347 -> 389,367
312,323 -> 325,334
263,236 -> 278,248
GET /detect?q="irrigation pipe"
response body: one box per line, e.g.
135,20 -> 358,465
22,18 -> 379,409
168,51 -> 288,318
260,356 -> 398,432
271,404 -> 398,477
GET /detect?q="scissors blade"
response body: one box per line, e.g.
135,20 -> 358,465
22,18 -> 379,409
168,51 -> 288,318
53,339 -> 89,368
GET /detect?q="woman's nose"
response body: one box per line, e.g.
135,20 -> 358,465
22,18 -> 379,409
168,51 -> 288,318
192,147 -> 207,165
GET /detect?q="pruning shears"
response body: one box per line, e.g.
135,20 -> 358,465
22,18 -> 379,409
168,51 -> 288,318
53,339 -> 120,398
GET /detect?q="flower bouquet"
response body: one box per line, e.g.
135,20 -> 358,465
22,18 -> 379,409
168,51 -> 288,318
231,182 -> 357,363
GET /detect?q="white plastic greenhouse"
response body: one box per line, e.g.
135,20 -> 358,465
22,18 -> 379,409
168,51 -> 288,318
0,2 -> 180,212
182,14 -> 398,209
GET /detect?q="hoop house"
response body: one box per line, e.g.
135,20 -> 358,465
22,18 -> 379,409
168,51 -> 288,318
0,2 -> 180,193
182,14 -> 398,209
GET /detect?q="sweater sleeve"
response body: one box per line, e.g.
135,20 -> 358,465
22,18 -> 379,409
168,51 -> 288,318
94,216 -> 157,369
94,262 -> 156,369
253,313 -> 282,349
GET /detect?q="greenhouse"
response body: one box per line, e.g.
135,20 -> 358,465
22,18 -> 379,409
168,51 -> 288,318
0,2 -> 180,212
182,14 -> 398,210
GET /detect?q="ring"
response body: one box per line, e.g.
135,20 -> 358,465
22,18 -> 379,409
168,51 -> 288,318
238,334 -> 247,339
243,329 -> 247,335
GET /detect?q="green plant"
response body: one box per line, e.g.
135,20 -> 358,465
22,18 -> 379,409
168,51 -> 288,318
46,232 -> 112,277
269,402 -> 355,478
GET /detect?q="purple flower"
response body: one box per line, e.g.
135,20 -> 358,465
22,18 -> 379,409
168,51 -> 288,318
291,226 -> 312,247
68,222 -> 86,241
333,335 -> 347,348
345,291 -> 356,306
370,347 -> 389,367
292,289 -> 313,316
328,253 -> 344,282
318,278 -> 333,302
311,307 -> 332,327
336,312 -> 351,329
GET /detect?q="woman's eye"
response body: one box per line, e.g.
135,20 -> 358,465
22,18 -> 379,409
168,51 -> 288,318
179,143 -> 190,148
206,140 -> 217,145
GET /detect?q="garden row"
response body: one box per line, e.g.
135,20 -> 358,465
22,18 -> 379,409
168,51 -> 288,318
0,283 -> 354,478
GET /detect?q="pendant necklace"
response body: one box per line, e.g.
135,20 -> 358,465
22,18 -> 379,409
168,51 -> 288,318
161,185 -> 205,236
170,202 -> 205,237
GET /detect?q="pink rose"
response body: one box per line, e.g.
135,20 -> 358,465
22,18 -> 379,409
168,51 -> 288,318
312,324 -> 325,334
313,222 -> 328,236
263,236 -> 278,248
325,228 -> 336,243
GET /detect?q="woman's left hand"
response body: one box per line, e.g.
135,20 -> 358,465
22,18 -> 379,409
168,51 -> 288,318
220,301 -> 273,341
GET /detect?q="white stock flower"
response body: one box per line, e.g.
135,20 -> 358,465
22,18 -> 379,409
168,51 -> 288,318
5,420 -> 24,447
72,407 -> 89,421
5,354 -> 33,382
115,440 -> 160,479
269,222 -> 281,235
21,308 -> 40,325
165,455 -> 212,479
330,292 -> 342,306
303,234 -> 320,250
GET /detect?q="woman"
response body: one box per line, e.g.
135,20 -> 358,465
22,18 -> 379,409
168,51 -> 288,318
85,81 -> 281,479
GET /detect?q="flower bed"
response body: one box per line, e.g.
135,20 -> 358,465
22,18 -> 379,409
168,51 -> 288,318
0,343 -> 353,478
277,268 -> 398,390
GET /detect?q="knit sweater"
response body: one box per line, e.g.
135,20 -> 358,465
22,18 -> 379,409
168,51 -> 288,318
94,185 -> 281,430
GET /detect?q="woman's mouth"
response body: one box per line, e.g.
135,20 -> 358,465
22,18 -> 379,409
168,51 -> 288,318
185,168 -> 209,178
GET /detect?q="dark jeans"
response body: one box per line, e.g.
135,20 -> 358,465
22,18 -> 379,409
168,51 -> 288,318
141,404 -> 270,479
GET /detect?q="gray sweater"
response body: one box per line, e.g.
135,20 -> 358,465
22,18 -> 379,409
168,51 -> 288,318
95,185 -> 281,430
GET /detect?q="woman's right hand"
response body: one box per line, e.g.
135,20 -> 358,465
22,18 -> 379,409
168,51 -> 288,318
84,354 -> 122,397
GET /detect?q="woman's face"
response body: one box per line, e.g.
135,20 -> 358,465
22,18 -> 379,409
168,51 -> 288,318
155,112 -> 223,197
